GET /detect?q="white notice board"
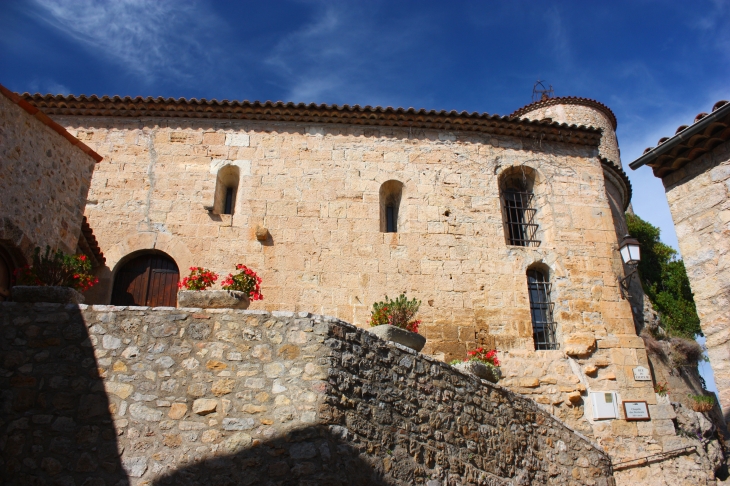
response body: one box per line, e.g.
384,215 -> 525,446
590,391 -> 619,420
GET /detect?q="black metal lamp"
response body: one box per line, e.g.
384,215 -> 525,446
618,234 -> 641,296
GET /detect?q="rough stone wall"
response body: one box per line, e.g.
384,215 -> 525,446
662,139 -> 730,420
0,303 -> 614,485
0,95 -> 97,257
516,103 -> 621,166
57,116 -> 637,363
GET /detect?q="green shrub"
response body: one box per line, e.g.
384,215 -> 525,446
626,213 -> 701,338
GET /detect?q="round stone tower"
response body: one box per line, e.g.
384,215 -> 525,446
510,96 -> 621,166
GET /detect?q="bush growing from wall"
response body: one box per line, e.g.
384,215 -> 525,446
626,213 -> 701,339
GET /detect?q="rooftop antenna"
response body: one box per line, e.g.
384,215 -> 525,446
532,80 -> 554,102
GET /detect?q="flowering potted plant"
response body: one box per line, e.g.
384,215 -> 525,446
368,293 -> 426,352
450,347 -> 501,383
11,246 -> 98,304
221,264 -> 263,301
177,265 -> 262,309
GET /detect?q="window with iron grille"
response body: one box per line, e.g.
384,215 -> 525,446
527,269 -> 558,350
503,188 -> 539,246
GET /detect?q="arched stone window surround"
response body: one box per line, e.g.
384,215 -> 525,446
525,262 -> 559,350
214,164 -> 240,215
498,165 -> 541,247
379,180 -> 404,233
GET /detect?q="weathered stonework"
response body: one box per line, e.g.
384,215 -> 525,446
662,139 -> 730,418
1,303 -> 615,485
0,93 -> 97,258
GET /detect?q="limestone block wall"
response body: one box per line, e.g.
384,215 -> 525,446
56,116 -> 638,362
662,139 -> 730,418
0,95 -> 97,257
0,303 -> 614,485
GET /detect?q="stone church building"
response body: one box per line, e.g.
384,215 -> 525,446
1,89 -> 724,484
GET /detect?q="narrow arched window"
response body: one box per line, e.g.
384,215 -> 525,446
379,180 -> 403,233
214,165 -> 240,215
527,268 -> 558,350
500,169 -> 539,246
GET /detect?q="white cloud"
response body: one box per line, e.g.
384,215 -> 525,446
30,0 -> 222,81
263,2 -> 427,105
27,78 -> 71,95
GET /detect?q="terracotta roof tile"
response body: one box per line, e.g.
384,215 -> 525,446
508,96 -> 618,130
630,99 -> 730,177
21,93 -> 603,147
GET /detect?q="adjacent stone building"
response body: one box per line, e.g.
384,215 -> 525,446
629,99 -> 730,420
5,91 -> 723,483
0,84 -> 104,301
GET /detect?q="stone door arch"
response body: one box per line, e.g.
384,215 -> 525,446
111,252 -> 179,307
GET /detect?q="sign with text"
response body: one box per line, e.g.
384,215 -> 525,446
632,366 -> 651,381
623,401 -> 651,421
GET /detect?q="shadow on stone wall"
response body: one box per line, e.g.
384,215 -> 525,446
152,425 -> 395,486
0,302 -> 128,486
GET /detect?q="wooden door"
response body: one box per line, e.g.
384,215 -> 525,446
111,254 -> 179,307
0,247 -> 13,303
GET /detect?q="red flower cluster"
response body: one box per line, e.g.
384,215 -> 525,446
465,347 -> 500,367
14,247 -> 98,292
178,267 -> 218,290
221,264 -> 263,300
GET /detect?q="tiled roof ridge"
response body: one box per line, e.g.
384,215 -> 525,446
599,157 -> 632,210
21,92 -> 603,147
629,99 -> 730,177
78,216 -> 105,266
0,85 -> 102,162
509,96 -> 618,130
642,100 -> 729,155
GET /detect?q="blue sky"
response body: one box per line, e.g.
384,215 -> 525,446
2,0 -> 729,251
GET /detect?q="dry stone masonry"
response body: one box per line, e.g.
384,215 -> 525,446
1,303 -> 614,485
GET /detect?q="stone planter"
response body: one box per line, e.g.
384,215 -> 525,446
369,324 -> 426,352
10,285 -> 85,304
177,290 -> 250,309
454,360 -> 501,383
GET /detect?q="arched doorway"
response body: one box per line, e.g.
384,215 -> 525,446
0,246 -> 14,302
111,252 -> 179,307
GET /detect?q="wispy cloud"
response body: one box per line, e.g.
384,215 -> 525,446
263,2 -> 428,106
27,78 -> 71,95
30,0 -> 223,81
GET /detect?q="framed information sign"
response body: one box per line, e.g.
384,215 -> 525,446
622,401 -> 651,421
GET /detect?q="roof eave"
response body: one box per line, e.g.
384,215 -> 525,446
629,102 -> 730,172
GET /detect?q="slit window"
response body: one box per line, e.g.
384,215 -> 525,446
213,165 -> 240,215
527,269 -> 558,350
224,187 -> 234,215
386,205 -> 396,232
379,180 -> 403,233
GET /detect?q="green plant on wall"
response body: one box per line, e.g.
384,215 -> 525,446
626,213 -> 701,339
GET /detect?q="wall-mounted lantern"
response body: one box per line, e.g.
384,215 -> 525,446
618,234 -> 641,297
619,235 -> 641,266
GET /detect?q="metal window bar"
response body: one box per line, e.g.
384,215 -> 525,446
503,190 -> 539,246
527,270 -> 558,350
224,187 -> 234,215
386,205 -> 396,233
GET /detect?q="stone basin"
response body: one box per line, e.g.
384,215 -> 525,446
11,285 -> 85,304
454,360 -> 501,383
177,290 -> 250,309
368,324 -> 426,352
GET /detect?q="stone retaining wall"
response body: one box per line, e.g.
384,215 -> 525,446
0,303 -> 613,485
